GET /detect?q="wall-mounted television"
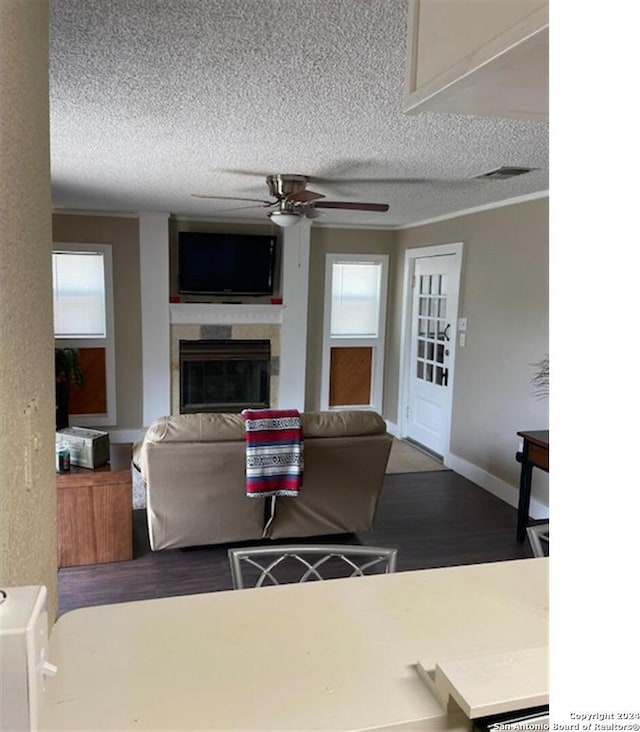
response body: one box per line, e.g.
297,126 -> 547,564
178,231 -> 277,296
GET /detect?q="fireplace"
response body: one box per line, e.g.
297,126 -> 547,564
179,339 -> 271,413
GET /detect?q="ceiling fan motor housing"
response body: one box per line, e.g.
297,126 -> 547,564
266,174 -> 308,200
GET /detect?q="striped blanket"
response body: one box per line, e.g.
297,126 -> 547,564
242,409 -> 304,498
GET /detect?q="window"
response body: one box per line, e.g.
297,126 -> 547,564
321,254 -> 388,412
53,251 -> 106,338
330,261 -> 382,338
53,243 -> 116,425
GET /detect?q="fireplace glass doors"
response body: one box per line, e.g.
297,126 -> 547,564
179,340 -> 270,413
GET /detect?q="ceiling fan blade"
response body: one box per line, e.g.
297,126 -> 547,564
214,204 -> 275,213
191,193 -> 274,206
314,201 -> 389,212
304,206 -> 324,219
311,177 -> 433,185
286,189 -> 325,203
219,168 -> 273,178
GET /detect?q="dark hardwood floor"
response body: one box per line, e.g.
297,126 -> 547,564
57,470 -> 534,617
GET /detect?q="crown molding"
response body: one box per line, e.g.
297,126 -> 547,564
53,208 -> 140,218
311,221 -> 398,231
53,190 -> 549,230
171,213 -> 273,226
395,190 -> 549,230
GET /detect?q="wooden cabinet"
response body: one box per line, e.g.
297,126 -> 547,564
57,469 -> 133,567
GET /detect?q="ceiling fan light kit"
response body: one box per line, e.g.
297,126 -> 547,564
268,210 -> 304,228
192,173 -> 390,227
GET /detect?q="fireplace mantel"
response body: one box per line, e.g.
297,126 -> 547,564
170,303 -> 284,326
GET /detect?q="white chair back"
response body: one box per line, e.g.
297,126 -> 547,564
526,523 -> 549,558
228,544 -> 398,589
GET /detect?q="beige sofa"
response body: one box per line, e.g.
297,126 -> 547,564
133,410 -> 393,551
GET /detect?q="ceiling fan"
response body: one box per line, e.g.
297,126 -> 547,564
192,173 -> 389,228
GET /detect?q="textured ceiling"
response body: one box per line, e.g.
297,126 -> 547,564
49,0 -> 549,228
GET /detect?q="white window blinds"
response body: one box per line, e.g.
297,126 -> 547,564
53,251 -> 106,338
330,261 -> 382,338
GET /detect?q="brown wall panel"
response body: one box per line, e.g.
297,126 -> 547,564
329,347 -> 372,406
69,347 -> 107,415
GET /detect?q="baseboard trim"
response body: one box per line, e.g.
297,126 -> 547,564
446,453 -> 549,519
385,420 -> 400,437
108,429 -> 145,444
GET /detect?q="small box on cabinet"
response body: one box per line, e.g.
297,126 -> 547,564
56,426 -> 110,469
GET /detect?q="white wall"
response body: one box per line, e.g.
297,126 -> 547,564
395,197 -> 549,513
139,212 -> 171,426
279,220 -> 311,410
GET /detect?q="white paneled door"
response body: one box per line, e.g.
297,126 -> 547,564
406,252 -> 460,457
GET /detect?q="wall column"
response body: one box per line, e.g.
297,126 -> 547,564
0,0 -> 58,618
279,220 -> 311,410
139,212 -> 171,426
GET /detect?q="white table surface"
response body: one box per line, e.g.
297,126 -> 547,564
42,558 -> 548,731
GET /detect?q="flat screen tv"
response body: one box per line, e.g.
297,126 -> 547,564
178,231 -> 277,296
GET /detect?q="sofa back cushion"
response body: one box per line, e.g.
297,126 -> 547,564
302,410 -> 386,438
141,410 -> 387,445
265,431 -> 393,539
143,413 -> 245,443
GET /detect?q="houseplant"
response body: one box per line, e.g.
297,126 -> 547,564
530,354 -> 549,400
55,348 -> 84,430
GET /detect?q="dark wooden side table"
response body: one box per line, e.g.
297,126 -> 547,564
515,430 -> 549,542
56,443 -> 133,567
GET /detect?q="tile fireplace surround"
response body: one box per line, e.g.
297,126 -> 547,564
170,304 -> 282,415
